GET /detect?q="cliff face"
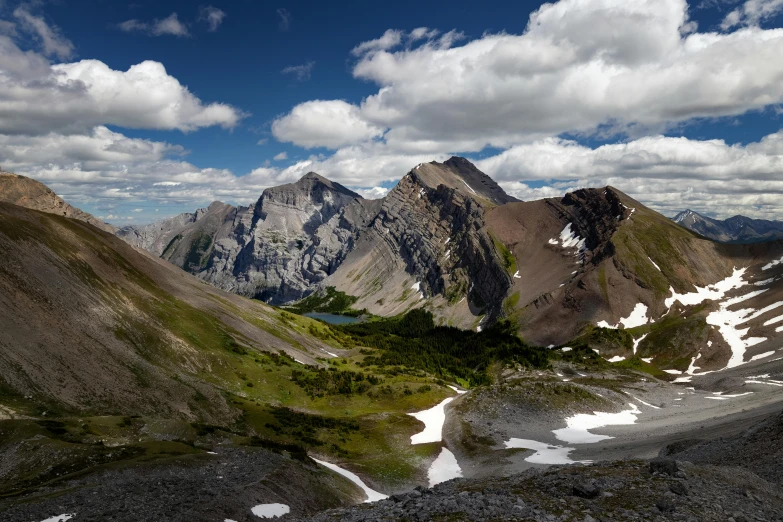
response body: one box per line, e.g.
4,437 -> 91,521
326,161 -> 514,325
119,173 -> 372,304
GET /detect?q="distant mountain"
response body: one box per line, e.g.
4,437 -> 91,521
673,209 -> 783,243
0,170 -> 116,233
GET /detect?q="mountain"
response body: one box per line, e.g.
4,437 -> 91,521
118,172 -> 376,304
674,209 -> 783,243
116,158 -> 783,374
0,171 -> 116,233
0,200 -> 343,423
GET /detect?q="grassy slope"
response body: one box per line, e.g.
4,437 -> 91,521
0,204 -> 460,494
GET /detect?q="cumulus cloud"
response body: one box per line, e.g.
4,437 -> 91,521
198,6 -> 226,32
476,133 -> 783,219
722,0 -> 783,29
274,0 -> 783,153
281,61 -> 314,81
271,100 -> 384,149
0,36 -> 245,134
13,6 -> 74,59
119,13 -> 190,37
273,151 -> 288,160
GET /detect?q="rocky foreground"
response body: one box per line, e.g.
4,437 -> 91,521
296,459 -> 783,522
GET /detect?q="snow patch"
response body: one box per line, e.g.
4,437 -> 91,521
447,385 -> 467,395
504,438 -> 587,465
409,397 -> 454,444
40,516 -> 74,522
607,355 -> 625,363
251,504 -> 290,519
598,303 -> 649,329
460,179 -> 477,195
513,270 -> 521,279
648,257 -> 661,272
632,333 -> 649,354
705,392 -> 753,401
750,351 -> 776,362
763,255 -> 783,271
311,458 -> 388,502
641,357 -> 654,363
553,403 -> 642,444
428,447 -> 463,486
755,278 -> 776,286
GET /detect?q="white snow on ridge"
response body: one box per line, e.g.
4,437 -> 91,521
607,355 -> 626,363
251,504 -> 290,519
460,179 -> 478,195
513,270 -> 521,279
548,223 -> 587,257
763,255 -> 783,271
648,257 -> 662,272
665,268 -> 748,309
553,403 -> 641,444
706,292 -> 776,370
311,458 -> 388,502
755,278 -> 776,286
411,281 -> 424,300
40,516 -> 74,522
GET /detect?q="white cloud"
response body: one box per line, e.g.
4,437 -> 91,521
273,151 -> 288,161
271,100 -> 384,149
0,36 -> 245,134
282,61 -> 314,81
119,13 -> 190,37
274,0 -> 783,153
356,186 -> 390,199
199,6 -> 226,32
351,29 -> 403,56
277,8 -> 291,31
13,6 -> 74,59
722,0 -> 783,29
476,132 -> 783,219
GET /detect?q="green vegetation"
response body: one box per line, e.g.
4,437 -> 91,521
161,234 -> 182,257
184,233 -> 213,270
338,309 -> 549,386
286,286 -> 362,316
570,325 -> 633,354
490,232 -> 517,275
291,368 -> 384,398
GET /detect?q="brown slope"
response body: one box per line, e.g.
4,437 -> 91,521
486,186 -> 783,370
0,201 -> 335,423
0,170 -> 116,233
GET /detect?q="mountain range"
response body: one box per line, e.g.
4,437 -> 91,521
116,158 -> 783,364
4,162 -> 783,520
674,209 -> 783,243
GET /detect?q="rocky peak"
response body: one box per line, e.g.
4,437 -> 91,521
0,171 -> 116,233
407,156 -> 516,206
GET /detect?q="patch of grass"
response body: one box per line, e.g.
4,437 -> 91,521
286,286 -> 361,316
490,232 -> 517,275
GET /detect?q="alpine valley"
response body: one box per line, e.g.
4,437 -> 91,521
3,161 -> 783,522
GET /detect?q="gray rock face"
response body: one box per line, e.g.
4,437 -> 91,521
119,173 -> 374,304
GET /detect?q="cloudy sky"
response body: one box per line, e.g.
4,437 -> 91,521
1,0 -> 783,224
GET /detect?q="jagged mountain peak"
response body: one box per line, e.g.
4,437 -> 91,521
276,171 -> 363,200
0,170 -> 116,233
407,156 -> 516,206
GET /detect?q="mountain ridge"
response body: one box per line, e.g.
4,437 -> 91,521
674,208 -> 783,243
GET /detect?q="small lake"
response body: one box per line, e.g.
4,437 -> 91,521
303,312 -> 361,325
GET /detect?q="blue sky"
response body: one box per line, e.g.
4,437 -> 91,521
2,0 -> 783,223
